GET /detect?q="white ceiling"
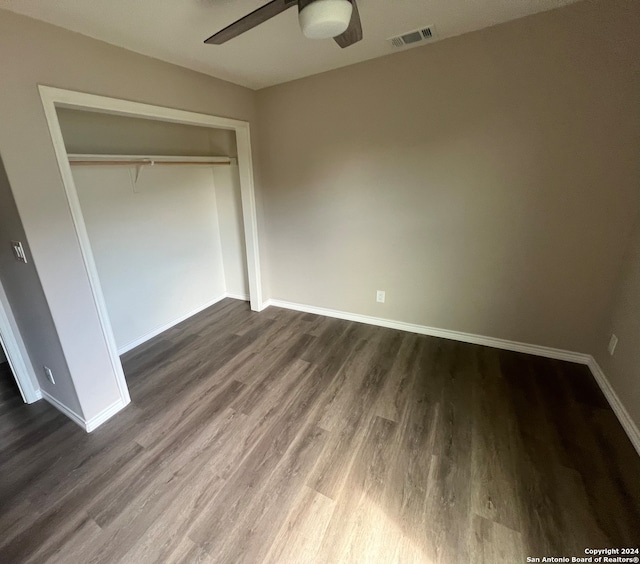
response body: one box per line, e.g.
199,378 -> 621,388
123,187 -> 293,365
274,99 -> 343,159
0,0 -> 579,89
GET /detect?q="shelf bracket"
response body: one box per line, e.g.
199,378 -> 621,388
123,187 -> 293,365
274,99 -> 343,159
133,159 -> 155,191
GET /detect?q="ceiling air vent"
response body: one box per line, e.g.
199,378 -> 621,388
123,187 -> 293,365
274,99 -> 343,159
389,26 -> 437,49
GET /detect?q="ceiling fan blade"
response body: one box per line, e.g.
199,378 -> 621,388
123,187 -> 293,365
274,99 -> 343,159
333,0 -> 362,48
205,0 -> 297,44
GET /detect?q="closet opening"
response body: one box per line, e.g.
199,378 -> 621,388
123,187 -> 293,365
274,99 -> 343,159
40,87 -> 262,408
57,108 -> 250,356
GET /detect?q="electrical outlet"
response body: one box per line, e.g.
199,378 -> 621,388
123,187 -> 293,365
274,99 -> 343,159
376,290 -> 386,303
608,334 -> 618,356
44,366 -> 55,385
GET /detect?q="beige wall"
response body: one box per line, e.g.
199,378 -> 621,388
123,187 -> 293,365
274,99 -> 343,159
256,0 -> 640,355
594,214 -> 640,428
0,8 -> 258,421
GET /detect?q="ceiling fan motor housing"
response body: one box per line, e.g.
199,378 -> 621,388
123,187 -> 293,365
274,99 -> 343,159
298,0 -> 353,39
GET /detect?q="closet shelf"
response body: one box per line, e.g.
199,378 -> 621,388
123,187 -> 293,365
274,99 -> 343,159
67,154 -> 235,166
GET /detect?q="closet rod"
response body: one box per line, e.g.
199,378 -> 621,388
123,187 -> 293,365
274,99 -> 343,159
67,154 -> 234,166
69,160 -> 231,166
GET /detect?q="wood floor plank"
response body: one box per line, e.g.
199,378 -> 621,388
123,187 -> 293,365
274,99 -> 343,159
470,514 -> 524,564
37,516 -> 104,564
87,380 -> 246,528
0,441 -> 145,562
162,537 -> 215,564
0,298 -> 638,563
499,351 -> 575,555
188,420 -> 327,562
471,346 -> 522,532
316,415 -> 402,564
117,472 -> 226,564
419,340 -> 475,564
384,337 -> 442,560
308,332 -> 404,499
187,365 -> 329,556
262,486 -> 335,564
373,332 -> 422,423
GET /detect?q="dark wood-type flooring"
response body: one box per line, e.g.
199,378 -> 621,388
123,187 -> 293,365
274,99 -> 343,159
1,299 -> 639,563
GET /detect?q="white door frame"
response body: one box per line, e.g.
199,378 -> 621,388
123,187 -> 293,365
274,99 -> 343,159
0,279 -> 41,403
38,85 -> 264,408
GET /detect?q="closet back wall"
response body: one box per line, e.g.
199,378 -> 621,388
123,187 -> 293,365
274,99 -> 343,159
58,110 -> 248,352
72,165 -> 226,351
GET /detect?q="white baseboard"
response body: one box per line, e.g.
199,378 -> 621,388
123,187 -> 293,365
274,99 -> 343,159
263,298 -> 640,456
41,390 -> 129,433
587,358 -> 640,456
85,397 -> 129,432
118,294 -> 227,354
41,390 -> 86,430
264,299 -> 590,364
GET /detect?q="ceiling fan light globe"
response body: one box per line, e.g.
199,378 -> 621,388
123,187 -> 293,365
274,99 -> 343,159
299,0 -> 353,39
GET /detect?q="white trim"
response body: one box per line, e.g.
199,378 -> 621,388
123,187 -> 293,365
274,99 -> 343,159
41,390 -> 86,430
263,298 -> 640,456
0,281 -> 41,403
38,85 -> 263,431
41,389 -> 127,432
85,397 -> 128,432
234,124 -> 262,311
264,299 -> 590,363
118,294 -> 228,354
587,358 -> 640,457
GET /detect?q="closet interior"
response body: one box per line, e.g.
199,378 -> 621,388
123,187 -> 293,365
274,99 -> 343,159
57,108 -> 249,354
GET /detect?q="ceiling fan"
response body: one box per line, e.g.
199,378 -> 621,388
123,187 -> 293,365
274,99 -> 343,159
204,0 -> 363,48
